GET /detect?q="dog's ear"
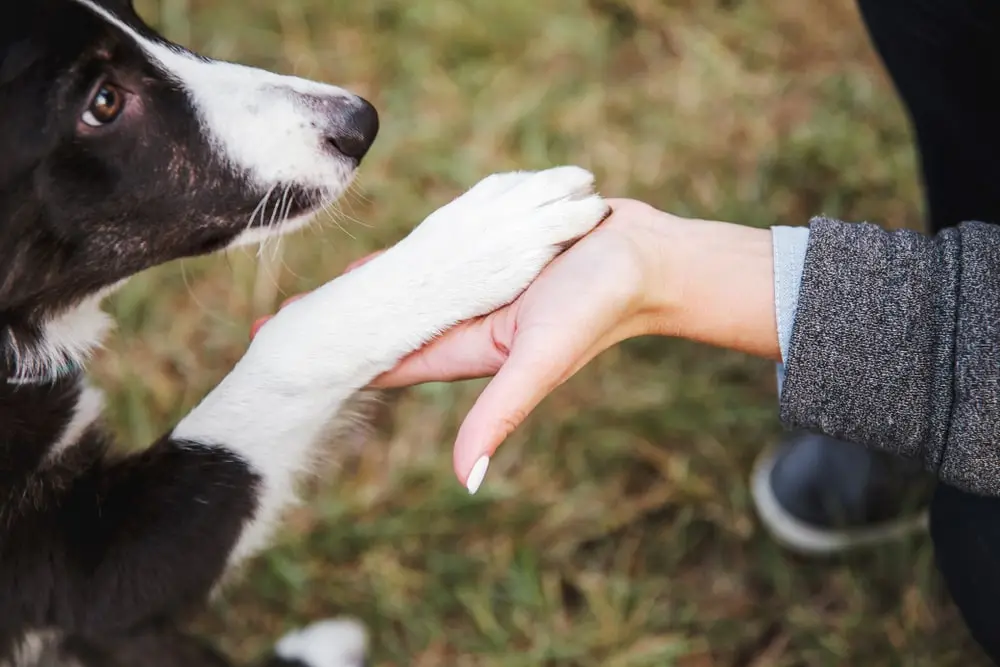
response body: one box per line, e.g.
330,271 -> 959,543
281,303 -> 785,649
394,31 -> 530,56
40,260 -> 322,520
0,37 -> 43,86
0,2 -> 44,87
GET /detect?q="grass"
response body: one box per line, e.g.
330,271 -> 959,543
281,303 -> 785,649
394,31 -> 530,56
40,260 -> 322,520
102,0 -> 987,664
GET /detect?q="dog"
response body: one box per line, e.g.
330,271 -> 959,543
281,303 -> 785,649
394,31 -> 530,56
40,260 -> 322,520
0,1 -> 609,665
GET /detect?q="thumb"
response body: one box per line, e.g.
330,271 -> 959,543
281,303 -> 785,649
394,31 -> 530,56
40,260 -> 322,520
453,338 -> 571,493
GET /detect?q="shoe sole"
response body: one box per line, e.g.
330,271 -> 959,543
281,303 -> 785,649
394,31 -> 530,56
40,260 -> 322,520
750,444 -> 929,556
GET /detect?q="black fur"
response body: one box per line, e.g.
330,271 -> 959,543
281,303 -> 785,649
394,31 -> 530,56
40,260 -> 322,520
0,0 -> 376,665
0,430 -> 260,659
0,0 -> 330,364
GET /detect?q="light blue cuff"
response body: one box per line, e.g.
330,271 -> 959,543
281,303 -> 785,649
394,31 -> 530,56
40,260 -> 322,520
771,226 -> 810,393
772,226 -> 810,362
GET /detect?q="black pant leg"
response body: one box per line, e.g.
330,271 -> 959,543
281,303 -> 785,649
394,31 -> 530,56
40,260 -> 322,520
929,483 -> 1000,662
858,0 -> 1000,231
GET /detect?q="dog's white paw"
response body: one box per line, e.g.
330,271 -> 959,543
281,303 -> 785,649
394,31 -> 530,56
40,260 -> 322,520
273,618 -> 367,667
396,165 -> 609,321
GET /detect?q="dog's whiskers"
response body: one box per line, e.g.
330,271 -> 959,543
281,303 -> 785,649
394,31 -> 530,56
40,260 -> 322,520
273,186 -> 297,262
316,201 -> 359,240
241,184 -> 278,242
250,183 -> 295,312
259,184 -> 293,258
340,182 -> 374,229
346,178 -> 373,206
179,259 -> 238,328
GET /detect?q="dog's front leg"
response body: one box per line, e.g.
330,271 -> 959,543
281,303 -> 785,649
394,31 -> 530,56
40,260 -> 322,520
172,166 -> 608,567
0,168 -> 604,658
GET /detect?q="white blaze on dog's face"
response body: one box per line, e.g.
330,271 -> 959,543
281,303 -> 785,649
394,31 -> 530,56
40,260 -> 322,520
0,0 -> 377,375
71,0 -> 379,245
74,0 -> 375,209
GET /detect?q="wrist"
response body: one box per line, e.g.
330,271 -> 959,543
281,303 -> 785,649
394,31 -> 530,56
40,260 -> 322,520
668,219 -> 780,359
609,200 -> 780,360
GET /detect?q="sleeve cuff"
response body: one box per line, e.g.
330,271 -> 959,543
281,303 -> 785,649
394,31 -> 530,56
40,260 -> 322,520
771,225 -> 810,363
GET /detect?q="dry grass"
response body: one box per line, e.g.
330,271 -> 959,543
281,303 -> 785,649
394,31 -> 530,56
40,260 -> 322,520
101,0 -> 988,664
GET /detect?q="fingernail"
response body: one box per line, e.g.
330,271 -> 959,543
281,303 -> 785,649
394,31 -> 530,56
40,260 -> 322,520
466,456 -> 490,495
250,316 -> 270,340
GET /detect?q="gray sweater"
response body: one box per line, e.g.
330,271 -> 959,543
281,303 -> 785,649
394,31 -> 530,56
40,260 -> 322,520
779,218 -> 1000,496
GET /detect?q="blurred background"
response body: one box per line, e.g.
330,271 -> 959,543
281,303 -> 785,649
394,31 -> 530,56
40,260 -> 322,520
107,0 -> 984,664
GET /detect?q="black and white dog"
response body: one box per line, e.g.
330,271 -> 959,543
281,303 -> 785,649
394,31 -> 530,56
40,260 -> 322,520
0,0 -> 607,665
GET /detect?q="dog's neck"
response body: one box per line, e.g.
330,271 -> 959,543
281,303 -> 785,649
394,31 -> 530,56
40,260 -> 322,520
1,293 -> 112,385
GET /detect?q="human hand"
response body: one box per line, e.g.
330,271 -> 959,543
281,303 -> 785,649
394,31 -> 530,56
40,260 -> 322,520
371,198 -> 681,491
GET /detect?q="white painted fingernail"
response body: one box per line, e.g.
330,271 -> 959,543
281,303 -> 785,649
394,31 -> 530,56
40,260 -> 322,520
466,456 -> 490,495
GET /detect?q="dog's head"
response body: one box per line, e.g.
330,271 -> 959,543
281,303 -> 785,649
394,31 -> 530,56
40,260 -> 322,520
0,0 -> 377,375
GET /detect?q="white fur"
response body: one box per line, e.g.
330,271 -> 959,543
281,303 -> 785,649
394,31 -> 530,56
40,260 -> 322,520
4,631 -> 68,667
172,166 -> 608,565
9,633 -> 45,667
274,619 -> 367,667
71,0 -> 360,197
5,289 -> 115,385
47,385 -> 105,462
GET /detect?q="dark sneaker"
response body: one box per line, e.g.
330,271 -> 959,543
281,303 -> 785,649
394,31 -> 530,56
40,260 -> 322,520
750,431 -> 932,555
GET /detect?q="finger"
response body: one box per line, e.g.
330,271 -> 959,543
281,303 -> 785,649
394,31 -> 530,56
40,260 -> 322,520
250,316 -> 270,340
452,342 -> 572,492
344,249 -> 385,273
372,309 -> 514,388
453,319 -> 635,493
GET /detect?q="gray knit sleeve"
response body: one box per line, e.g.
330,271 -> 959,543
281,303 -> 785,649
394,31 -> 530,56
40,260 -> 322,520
779,217 -> 1000,496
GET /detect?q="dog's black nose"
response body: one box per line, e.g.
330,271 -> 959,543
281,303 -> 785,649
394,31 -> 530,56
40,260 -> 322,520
326,97 -> 379,161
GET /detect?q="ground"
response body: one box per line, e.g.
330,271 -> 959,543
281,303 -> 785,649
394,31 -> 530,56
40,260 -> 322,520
101,0 -> 989,664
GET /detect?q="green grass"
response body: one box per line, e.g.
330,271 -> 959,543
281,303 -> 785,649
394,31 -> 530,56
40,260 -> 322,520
102,0 -> 987,664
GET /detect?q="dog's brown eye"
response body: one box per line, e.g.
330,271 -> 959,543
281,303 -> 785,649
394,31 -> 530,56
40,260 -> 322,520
82,84 -> 125,127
